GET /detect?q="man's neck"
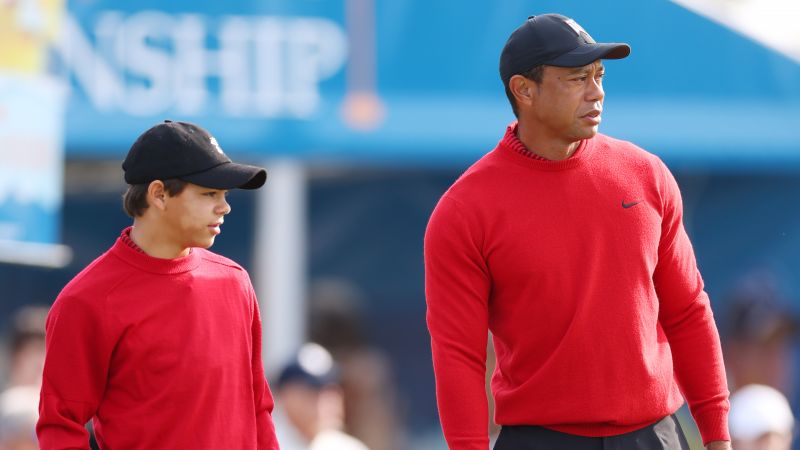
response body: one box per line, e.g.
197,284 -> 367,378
129,220 -> 190,259
516,123 -> 581,161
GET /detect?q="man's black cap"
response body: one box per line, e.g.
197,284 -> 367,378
500,14 -> 631,85
122,120 -> 267,190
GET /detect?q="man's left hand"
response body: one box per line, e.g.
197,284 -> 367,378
706,441 -> 731,450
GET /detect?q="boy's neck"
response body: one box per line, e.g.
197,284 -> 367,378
129,220 -> 190,259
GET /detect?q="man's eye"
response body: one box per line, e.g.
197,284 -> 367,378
205,192 -> 217,197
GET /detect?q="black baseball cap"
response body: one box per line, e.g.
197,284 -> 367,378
276,343 -> 340,390
500,14 -> 631,85
725,274 -> 799,343
122,120 -> 267,190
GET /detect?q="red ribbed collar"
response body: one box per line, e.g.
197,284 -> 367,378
111,226 -> 200,274
496,122 -> 593,171
120,227 -> 145,253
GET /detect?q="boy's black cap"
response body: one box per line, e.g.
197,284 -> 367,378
500,14 -> 631,85
122,120 -> 267,190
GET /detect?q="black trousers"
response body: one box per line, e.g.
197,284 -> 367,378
494,415 -> 690,450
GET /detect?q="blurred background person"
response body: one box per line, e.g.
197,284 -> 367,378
0,385 -> 39,450
722,272 -> 798,397
2,306 -> 47,390
0,306 -> 48,450
274,342 -> 370,450
308,278 -> 403,450
729,384 -> 795,450
0,308 -> 101,449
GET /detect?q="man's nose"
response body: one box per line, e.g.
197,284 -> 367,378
587,76 -> 604,102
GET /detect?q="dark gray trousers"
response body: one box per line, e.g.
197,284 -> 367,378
494,415 -> 690,450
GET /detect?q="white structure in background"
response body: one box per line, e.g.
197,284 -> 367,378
0,74 -> 70,267
0,0 -> 71,267
255,160 -> 308,373
671,0 -> 800,62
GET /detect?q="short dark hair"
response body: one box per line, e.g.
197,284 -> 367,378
8,306 -> 47,357
504,65 -> 545,118
122,179 -> 189,218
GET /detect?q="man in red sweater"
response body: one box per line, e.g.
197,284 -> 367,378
424,14 -> 731,450
37,120 -> 280,449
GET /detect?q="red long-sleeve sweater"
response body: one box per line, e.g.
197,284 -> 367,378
424,124 -> 729,449
37,228 -> 279,450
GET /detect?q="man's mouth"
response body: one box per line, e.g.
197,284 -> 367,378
582,109 -> 602,124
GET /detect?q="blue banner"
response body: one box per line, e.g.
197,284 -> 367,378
58,0 -> 800,166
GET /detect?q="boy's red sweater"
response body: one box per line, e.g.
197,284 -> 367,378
38,228 -> 279,449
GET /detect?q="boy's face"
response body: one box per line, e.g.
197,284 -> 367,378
161,183 -> 231,250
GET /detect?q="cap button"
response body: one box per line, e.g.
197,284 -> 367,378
164,119 -> 172,123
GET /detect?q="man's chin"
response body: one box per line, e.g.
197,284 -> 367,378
575,127 -> 599,140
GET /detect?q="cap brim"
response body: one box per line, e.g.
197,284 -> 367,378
546,42 -> 631,67
180,162 -> 267,190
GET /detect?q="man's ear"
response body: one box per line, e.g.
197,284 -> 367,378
509,74 -> 538,109
147,180 -> 168,211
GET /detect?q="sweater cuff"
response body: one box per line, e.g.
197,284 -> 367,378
445,436 -> 489,450
695,408 -> 730,445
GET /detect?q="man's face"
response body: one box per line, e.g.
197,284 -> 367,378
160,183 -> 230,250
528,60 -> 605,141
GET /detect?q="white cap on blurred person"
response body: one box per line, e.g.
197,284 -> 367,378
0,385 -> 39,443
729,384 -> 795,441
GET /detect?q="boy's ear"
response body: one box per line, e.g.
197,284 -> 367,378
147,180 -> 168,211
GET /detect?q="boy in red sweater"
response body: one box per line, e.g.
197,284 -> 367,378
37,120 -> 280,449
424,14 -> 731,450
